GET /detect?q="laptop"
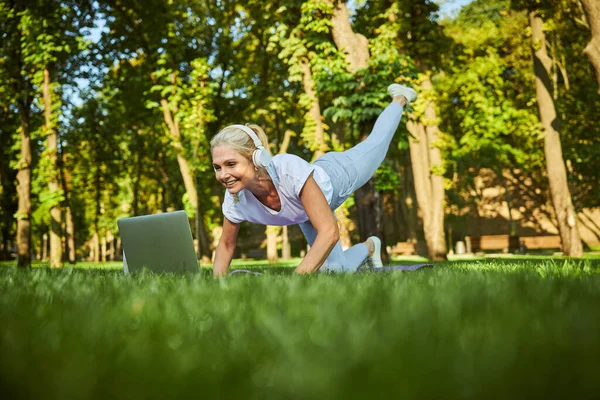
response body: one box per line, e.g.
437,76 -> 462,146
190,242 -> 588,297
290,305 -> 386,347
117,210 -> 199,274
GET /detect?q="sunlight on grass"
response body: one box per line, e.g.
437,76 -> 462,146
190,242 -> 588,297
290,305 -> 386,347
1,258 -> 599,399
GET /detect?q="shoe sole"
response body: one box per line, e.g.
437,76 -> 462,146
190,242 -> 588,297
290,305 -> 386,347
368,236 -> 383,268
387,84 -> 417,104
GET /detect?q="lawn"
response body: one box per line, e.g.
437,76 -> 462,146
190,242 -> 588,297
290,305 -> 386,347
1,258 -> 600,399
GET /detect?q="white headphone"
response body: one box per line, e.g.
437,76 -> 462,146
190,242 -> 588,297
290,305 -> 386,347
229,124 -> 272,168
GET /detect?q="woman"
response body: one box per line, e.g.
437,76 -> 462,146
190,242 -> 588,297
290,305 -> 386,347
211,83 -> 417,276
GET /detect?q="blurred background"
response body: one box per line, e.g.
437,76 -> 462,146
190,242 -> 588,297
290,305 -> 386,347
1,0 -> 599,267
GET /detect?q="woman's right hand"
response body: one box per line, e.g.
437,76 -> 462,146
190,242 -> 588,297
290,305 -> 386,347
212,217 -> 240,277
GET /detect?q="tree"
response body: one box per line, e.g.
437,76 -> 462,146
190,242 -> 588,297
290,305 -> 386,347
529,10 -> 583,256
325,0 -> 387,256
393,0 -> 449,260
352,0 -> 450,259
0,96 -> 19,261
20,1 -> 93,267
1,0 -> 95,266
276,0 -> 355,251
319,0 -> 448,260
406,77 -> 447,259
439,0 -> 546,237
100,0 -> 218,261
580,0 -> 600,93
1,1 -> 35,267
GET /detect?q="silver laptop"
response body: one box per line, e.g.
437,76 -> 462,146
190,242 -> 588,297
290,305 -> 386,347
117,210 -> 199,274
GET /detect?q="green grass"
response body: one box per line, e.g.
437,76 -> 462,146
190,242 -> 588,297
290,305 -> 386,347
1,259 -> 600,399
0,257 -> 304,271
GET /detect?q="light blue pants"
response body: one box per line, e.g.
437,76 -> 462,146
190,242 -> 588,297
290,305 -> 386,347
300,102 -> 404,272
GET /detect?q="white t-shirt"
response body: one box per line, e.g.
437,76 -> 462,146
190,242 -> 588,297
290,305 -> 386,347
222,154 -> 333,226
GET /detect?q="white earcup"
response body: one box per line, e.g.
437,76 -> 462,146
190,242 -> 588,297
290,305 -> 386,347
252,148 -> 273,169
227,124 -> 272,168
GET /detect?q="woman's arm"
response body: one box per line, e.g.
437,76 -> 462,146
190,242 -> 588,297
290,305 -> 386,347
295,174 -> 340,274
213,217 -> 241,277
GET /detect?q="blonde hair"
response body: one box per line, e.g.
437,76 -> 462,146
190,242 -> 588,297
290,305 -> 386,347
210,124 -> 269,160
210,124 -> 270,203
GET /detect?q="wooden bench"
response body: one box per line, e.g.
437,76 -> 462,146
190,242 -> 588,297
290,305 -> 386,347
464,234 -> 561,252
520,235 -> 562,250
389,242 -> 416,255
465,235 -> 520,252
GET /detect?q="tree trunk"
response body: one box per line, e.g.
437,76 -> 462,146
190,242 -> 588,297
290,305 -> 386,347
266,226 -> 279,263
116,238 -> 123,261
422,78 -> 447,259
159,174 -> 167,213
335,207 -> 353,249
132,136 -> 142,215
530,11 -> 583,256
107,230 -> 115,261
329,1 -> 369,70
266,129 -> 297,263
43,66 -> 63,268
161,99 -> 211,260
391,190 -> 405,242
163,102 -> 195,202
407,79 -> 447,261
0,228 -> 8,261
159,72 -> 211,260
354,180 -> 380,241
92,232 -> 100,263
93,167 -> 101,263
65,207 -> 76,263
60,145 -> 76,264
581,0 -> 600,93
328,0 -> 387,258
42,233 -> 48,262
101,236 -> 107,262
399,154 -> 418,242
301,60 -> 327,158
195,185 -> 212,264
0,121 -> 16,261
407,122 -> 431,250
265,225 -> 278,263
87,240 -> 93,262
15,102 -> 32,267
282,226 -> 291,260
35,239 -> 41,261
300,59 -> 353,249
9,4 -> 32,268
502,171 -> 517,236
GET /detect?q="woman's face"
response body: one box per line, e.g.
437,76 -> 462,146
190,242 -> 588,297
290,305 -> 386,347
212,144 -> 256,194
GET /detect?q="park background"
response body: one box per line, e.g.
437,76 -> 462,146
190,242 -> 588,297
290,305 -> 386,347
2,1 -> 600,398
1,0 -> 599,267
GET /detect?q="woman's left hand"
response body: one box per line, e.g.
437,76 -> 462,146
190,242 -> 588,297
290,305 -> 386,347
295,173 -> 339,274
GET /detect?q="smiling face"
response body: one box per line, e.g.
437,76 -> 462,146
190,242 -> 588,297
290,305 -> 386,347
212,144 -> 256,194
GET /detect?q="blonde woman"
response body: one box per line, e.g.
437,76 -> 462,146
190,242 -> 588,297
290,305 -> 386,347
211,84 -> 417,276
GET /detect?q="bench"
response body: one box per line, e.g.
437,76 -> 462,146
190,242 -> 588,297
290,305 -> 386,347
464,234 -> 561,252
520,235 -> 562,250
465,235 -> 520,252
390,242 -> 416,255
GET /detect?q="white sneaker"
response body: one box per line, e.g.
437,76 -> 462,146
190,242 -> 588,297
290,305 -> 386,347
387,83 -> 418,106
367,236 -> 383,269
